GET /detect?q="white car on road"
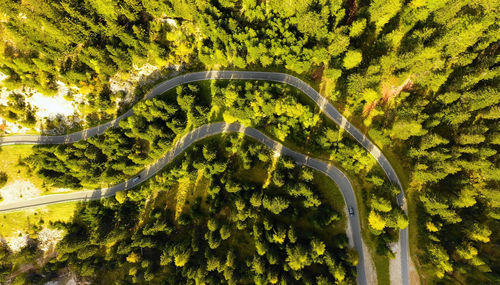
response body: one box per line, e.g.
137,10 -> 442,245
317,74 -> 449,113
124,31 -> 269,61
348,207 -> 355,216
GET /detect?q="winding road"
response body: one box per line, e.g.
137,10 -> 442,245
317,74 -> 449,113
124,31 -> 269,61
0,71 -> 408,285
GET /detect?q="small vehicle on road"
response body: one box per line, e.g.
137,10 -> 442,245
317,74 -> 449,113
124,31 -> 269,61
348,207 -> 355,216
132,175 -> 141,183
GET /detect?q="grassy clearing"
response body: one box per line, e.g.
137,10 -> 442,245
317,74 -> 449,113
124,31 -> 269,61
0,141 -> 77,240
408,190 -> 429,283
237,165 -> 268,185
0,202 -> 77,237
312,171 -> 347,235
374,254 -> 390,285
0,145 -> 34,184
0,145 -> 49,192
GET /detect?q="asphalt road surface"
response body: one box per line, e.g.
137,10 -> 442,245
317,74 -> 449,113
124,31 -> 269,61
0,71 -> 408,285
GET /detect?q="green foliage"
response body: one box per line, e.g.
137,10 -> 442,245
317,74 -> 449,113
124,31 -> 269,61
0,172 -> 7,188
1,0 -> 498,282
391,119 -> 427,140
456,134 -> 486,145
0,94 -> 37,128
350,19 -> 367,38
426,243 -> 453,279
262,195 -> 290,214
343,50 -> 363,70
286,244 -> 311,270
115,191 -> 127,204
369,210 -> 386,231
1,137 -> 355,284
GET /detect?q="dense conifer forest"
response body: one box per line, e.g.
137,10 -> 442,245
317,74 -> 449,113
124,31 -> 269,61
0,0 -> 498,284
2,136 -> 358,284
26,81 -> 405,257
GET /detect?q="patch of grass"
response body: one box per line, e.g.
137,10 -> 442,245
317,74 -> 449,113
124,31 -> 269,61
0,145 -> 32,180
174,176 -> 192,219
0,202 -> 77,237
0,145 -> 47,191
174,171 -> 214,219
237,164 -> 268,185
408,190 -> 430,283
374,254 -> 390,285
312,171 -> 347,235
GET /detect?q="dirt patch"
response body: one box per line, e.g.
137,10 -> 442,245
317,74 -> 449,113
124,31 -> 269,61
0,180 -> 41,204
310,64 -> 324,82
347,0 -> 358,24
25,90 -> 77,119
409,256 -> 420,285
382,77 -> 413,103
0,79 -> 82,134
362,101 -> 378,117
0,118 -> 31,134
363,239 -> 378,285
389,242 -> 403,285
1,81 -> 79,119
37,228 -> 64,252
4,227 -> 63,253
109,63 -> 164,103
159,17 -> 178,27
5,231 -> 28,252
363,76 -> 413,119
0,62 -> 173,135
0,72 -> 7,82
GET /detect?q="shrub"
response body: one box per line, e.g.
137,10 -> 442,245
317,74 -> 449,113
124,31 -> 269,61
0,172 -> 7,188
343,50 -> 362,69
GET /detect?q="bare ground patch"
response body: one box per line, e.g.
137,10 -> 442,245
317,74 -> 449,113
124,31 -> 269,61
363,239 -> 378,285
389,241 -> 403,285
382,77 -> 413,103
409,256 -> 420,285
0,180 -> 41,204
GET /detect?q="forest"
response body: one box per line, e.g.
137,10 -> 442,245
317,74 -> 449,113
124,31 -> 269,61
1,136 -> 357,284
26,81 -> 405,259
0,0 -> 498,283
